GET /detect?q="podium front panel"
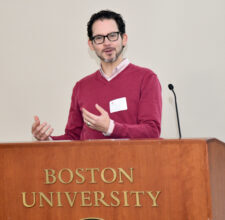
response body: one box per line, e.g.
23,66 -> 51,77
0,139 -> 212,220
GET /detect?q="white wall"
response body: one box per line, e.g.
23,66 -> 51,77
0,0 -> 224,142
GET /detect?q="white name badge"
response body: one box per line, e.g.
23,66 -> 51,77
109,97 -> 128,113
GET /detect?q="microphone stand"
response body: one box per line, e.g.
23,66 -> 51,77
168,84 -> 182,139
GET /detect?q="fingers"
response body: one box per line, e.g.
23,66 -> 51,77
81,105 -> 110,133
95,104 -> 106,114
83,114 -> 96,125
82,108 -> 98,125
46,128 -> 54,137
33,123 -> 54,141
40,127 -> 54,141
83,119 -> 94,128
40,123 -> 51,135
32,116 -> 54,141
33,122 -> 47,136
82,108 -> 98,120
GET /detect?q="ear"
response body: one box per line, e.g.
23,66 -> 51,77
88,39 -> 94,50
122,33 -> 128,47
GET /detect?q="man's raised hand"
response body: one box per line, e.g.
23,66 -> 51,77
31,115 -> 54,141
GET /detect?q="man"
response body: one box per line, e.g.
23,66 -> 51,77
32,10 -> 162,141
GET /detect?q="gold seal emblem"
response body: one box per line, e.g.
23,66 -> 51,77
80,218 -> 104,220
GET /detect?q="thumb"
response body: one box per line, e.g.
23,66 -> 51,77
34,115 -> 40,122
95,104 -> 106,115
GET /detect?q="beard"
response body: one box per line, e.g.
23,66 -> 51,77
96,45 -> 124,63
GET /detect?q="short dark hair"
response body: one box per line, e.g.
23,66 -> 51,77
87,10 -> 126,40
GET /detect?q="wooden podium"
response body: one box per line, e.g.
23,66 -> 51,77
0,139 -> 224,220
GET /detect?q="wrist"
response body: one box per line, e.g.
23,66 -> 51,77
103,120 -> 115,136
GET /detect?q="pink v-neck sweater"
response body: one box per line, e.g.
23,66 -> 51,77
52,63 -> 162,140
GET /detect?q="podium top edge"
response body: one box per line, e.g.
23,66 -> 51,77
207,138 -> 225,146
0,138 -> 223,146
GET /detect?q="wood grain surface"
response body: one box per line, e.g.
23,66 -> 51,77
0,139 -> 218,220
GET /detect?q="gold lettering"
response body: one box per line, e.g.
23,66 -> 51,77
44,169 -> 56,184
94,191 -> 110,207
146,191 -> 161,207
58,168 -> 74,184
64,192 -> 77,207
39,192 -> 54,207
101,168 -> 117,184
110,191 -> 120,207
130,191 -> 144,207
86,168 -> 99,183
22,192 -> 36,208
75,168 -> 85,184
56,192 -> 63,207
123,191 -> 130,207
118,168 -> 134,183
80,191 -> 92,207
21,190 -> 162,208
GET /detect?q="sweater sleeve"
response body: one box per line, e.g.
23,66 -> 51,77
110,74 -> 162,139
51,83 -> 83,140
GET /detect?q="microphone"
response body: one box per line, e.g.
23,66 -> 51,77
168,84 -> 182,139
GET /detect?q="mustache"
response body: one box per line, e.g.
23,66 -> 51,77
102,47 -> 115,52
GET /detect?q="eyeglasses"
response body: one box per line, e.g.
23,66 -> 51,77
91,32 -> 120,44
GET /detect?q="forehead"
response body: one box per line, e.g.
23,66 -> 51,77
92,19 -> 118,36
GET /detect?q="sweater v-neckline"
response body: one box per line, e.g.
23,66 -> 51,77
95,63 -> 132,84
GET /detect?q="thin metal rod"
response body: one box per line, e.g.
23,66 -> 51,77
172,90 -> 182,139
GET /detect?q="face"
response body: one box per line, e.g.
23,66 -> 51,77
88,19 -> 127,64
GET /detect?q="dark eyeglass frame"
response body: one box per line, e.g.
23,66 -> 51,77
91,32 -> 121,45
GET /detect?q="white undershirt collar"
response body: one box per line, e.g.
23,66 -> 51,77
100,58 -> 130,81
